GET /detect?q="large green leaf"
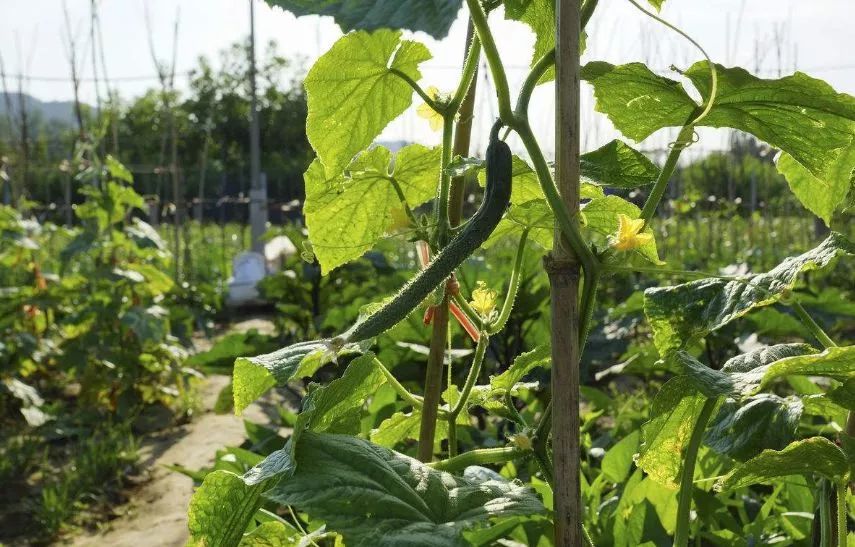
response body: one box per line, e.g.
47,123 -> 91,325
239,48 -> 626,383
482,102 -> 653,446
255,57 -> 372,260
644,232 -> 855,354
581,139 -> 660,188
583,62 -> 855,190
305,30 -> 431,177
233,340 -> 358,414
684,62 -> 855,181
777,141 -> 855,226
718,437 -> 848,491
581,62 -> 695,142
188,447 -> 295,547
704,394 -> 803,461
264,432 -> 545,546
294,353 -> 387,449
305,145 -> 440,273
264,0 -> 462,39
636,376 -> 708,487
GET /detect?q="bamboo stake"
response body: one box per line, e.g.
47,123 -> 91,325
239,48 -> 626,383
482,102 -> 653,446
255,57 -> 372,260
551,1 -> 583,544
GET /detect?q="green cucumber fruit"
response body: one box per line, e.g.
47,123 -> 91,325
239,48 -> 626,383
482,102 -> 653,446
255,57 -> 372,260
345,121 -> 512,342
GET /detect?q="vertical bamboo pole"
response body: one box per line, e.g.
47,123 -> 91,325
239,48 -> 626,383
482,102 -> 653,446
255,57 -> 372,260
551,1 -> 583,545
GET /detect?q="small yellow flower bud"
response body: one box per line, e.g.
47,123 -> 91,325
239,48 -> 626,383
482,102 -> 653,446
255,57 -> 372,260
470,281 -> 498,319
416,86 -> 444,132
611,213 -> 654,252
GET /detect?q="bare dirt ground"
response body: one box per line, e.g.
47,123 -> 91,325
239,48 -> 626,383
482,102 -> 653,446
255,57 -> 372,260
69,319 -> 283,547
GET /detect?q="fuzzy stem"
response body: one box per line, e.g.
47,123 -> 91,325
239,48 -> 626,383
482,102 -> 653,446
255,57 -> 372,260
389,68 -> 440,111
464,0 -> 513,121
791,300 -> 837,349
450,334 -> 488,418
639,119 -> 697,226
674,397 -> 717,547
428,446 -> 525,472
487,229 -> 528,335
372,357 -> 424,409
837,481 -> 848,547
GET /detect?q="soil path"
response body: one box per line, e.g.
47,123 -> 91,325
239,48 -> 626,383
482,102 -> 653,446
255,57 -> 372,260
70,319 -> 282,547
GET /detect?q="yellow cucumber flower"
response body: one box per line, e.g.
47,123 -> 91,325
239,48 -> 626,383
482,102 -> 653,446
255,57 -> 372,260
416,86 -> 444,131
611,214 -> 653,251
470,281 -> 497,318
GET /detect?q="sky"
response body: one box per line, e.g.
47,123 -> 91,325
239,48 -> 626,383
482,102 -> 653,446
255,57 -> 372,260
2,0 -> 854,157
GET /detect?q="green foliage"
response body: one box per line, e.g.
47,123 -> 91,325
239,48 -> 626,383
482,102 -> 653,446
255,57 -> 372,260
265,0 -> 463,39
719,437 -> 849,490
264,432 -> 545,547
304,145 -> 439,272
304,30 -> 431,178
182,4 -> 855,546
644,232 -> 855,354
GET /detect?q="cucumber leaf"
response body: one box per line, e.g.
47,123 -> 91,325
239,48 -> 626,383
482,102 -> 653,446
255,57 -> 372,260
777,140 -> 855,227
644,232 -> 855,354
305,144 -> 439,273
704,394 -> 803,461
305,30 -> 431,178
580,139 -> 660,188
684,62 -> 855,182
581,62 -> 696,142
718,437 -> 848,491
293,352 -> 387,450
264,0 -> 463,39
636,376 -> 708,487
264,432 -> 545,547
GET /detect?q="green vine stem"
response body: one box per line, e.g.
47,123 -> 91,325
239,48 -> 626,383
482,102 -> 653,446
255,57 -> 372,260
821,479 -> 834,547
513,121 -> 598,276
389,68 -> 440,111
448,333 -> 488,457
463,0 -> 512,121
837,481 -> 848,547
531,399 -> 554,486
674,397 -> 718,547
371,356 -> 424,409
639,118 -> 697,226
790,300 -> 837,349
487,229 -> 529,335
435,115 -> 456,246
450,334 -> 488,418
428,446 -> 526,472
514,0 -> 600,117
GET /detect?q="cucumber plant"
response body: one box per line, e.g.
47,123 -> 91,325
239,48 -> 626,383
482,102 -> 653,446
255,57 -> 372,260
187,1 -> 855,545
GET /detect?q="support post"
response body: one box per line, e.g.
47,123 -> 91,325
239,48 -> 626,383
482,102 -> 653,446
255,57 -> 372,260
552,1 -> 584,544
248,0 -> 266,253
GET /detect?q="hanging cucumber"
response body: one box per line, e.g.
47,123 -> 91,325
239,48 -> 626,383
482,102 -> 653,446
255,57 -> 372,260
345,120 -> 512,342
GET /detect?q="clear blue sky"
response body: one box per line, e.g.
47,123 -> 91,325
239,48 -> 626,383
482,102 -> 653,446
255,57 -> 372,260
2,0 -> 853,155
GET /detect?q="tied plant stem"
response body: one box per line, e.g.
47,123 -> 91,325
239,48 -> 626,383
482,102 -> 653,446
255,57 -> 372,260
673,397 -> 718,547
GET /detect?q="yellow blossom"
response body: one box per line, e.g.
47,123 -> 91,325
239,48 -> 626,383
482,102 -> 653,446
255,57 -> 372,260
416,86 -> 444,132
510,433 -> 532,451
470,281 -> 497,318
611,213 -> 653,251
389,206 -> 410,232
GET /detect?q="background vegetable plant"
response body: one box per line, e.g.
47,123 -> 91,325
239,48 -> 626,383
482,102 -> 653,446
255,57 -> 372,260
184,1 -> 855,545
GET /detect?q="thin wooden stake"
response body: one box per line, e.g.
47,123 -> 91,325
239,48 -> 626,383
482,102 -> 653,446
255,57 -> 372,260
552,1 -> 583,545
